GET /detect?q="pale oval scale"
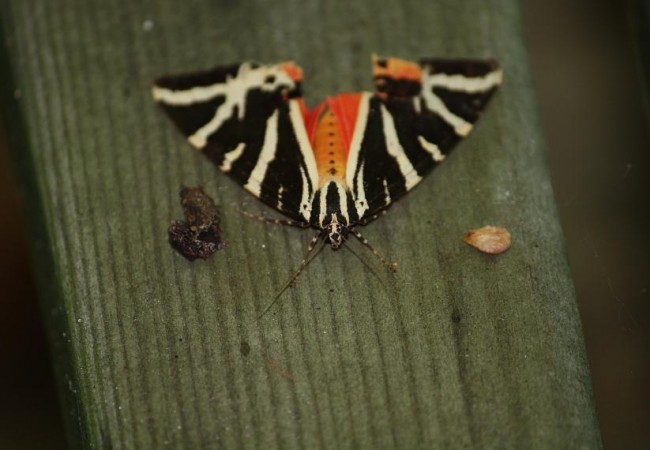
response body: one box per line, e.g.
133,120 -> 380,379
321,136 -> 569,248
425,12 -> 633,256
463,225 -> 511,254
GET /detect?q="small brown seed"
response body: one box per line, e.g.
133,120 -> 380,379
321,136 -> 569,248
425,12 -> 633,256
463,225 -> 511,254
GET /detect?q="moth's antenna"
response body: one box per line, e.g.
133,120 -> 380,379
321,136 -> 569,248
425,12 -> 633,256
257,231 -> 326,320
342,238 -> 390,291
350,228 -> 399,273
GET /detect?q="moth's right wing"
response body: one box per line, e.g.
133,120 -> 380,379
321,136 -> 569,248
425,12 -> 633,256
346,56 -> 502,223
153,62 -> 319,222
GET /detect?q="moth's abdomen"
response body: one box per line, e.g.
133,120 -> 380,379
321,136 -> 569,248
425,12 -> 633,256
308,93 -> 363,189
312,105 -> 348,186
309,180 -> 359,228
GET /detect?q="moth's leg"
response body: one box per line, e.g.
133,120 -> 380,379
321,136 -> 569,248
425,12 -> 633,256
238,208 -> 311,228
350,228 -> 398,272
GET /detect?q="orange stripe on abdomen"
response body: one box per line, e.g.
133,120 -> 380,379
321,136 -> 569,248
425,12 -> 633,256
311,93 -> 363,188
313,105 -> 348,187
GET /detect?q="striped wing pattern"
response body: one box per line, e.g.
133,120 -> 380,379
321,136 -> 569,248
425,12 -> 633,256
153,62 -> 319,223
347,58 -> 502,222
153,57 -> 501,227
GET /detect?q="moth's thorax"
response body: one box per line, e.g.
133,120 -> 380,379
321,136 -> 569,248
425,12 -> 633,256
310,179 -> 358,231
313,105 -> 347,187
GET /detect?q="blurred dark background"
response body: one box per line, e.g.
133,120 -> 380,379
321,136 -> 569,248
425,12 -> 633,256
525,0 -> 650,447
1,0 -> 648,448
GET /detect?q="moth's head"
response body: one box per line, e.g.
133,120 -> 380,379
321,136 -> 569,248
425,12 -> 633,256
326,221 -> 347,249
372,54 -> 422,98
324,219 -> 349,250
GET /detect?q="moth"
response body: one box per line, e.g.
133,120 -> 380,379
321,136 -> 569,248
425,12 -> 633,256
153,55 -> 502,273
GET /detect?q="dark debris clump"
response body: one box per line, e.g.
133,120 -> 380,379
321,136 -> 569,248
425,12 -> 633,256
168,186 -> 225,261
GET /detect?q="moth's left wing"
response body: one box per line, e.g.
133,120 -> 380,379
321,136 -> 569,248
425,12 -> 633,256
347,56 -> 502,223
153,62 -> 319,223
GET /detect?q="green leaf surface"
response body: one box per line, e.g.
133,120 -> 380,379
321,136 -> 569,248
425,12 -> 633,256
0,0 -> 601,448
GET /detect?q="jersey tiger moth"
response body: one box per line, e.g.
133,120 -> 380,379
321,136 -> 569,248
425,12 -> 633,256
153,56 -> 502,281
